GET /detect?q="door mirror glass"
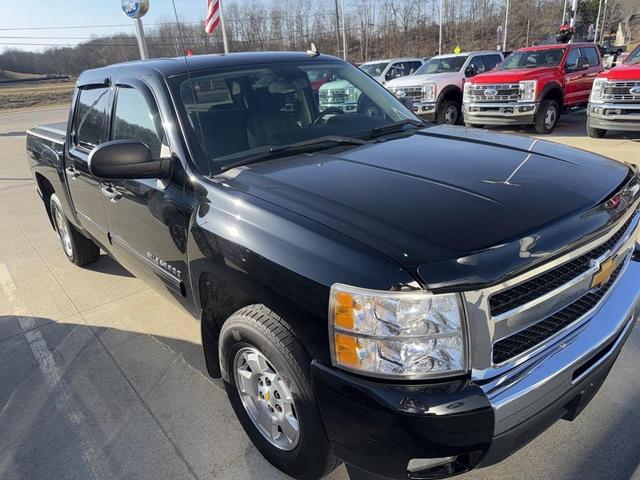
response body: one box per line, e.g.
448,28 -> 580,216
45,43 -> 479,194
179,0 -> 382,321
576,56 -> 590,71
89,140 -> 172,180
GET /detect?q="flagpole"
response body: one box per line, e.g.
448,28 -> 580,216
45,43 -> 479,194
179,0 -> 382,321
220,0 -> 229,53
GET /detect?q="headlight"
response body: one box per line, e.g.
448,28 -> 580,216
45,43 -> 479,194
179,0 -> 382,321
329,284 -> 466,379
422,83 -> 437,103
345,88 -> 359,103
518,80 -> 537,102
590,78 -> 607,103
463,82 -> 472,103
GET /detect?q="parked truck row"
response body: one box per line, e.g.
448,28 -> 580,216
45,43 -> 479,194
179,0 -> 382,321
316,42 -> 640,137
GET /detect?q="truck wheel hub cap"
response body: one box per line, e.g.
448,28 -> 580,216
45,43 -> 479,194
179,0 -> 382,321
445,105 -> 458,124
53,203 -> 73,256
545,106 -> 557,129
233,347 -> 300,451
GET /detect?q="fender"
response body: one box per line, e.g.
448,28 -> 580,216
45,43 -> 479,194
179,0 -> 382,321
185,177 -> 418,378
539,80 -> 564,106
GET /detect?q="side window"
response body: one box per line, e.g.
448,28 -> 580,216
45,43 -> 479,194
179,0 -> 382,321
112,87 -> 164,159
467,56 -> 486,76
74,87 -> 110,149
411,61 -> 422,73
483,55 -> 503,71
565,48 -> 581,71
583,47 -> 600,67
385,63 -> 404,80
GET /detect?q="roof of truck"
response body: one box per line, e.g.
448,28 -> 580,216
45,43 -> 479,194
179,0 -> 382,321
516,43 -> 597,52
77,52 -> 344,87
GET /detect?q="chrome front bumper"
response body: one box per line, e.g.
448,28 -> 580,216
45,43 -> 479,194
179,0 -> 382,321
482,255 -> 640,435
463,102 -> 538,125
588,102 -> 640,131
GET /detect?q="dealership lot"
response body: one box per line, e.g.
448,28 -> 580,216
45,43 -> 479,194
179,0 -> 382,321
0,107 -> 639,480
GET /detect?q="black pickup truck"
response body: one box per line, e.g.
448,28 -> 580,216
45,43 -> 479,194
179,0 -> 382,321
26,52 -> 640,480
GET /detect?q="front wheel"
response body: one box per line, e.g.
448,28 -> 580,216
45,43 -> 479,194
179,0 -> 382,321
49,193 -> 100,266
219,305 -> 339,480
534,99 -> 559,134
587,117 -> 606,138
436,100 -> 460,125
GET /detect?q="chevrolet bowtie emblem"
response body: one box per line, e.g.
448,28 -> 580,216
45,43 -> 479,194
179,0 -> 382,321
591,255 -> 619,289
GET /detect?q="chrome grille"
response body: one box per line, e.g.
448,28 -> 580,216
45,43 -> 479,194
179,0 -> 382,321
466,83 -> 520,102
319,89 -> 348,103
492,259 -> 626,364
602,80 -> 640,103
388,85 -> 423,102
489,214 -> 634,316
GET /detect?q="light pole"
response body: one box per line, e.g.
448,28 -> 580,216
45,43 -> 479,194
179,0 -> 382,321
341,0 -> 347,61
502,0 -> 509,52
438,0 -> 443,56
594,0 -> 603,43
121,0 -> 150,60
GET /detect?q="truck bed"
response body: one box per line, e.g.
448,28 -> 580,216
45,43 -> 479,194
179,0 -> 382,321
26,122 -> 66,172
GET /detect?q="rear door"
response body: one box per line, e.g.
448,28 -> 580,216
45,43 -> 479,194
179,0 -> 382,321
563,47 -> 584,106
66,86 -> 112,243
102,81 -> 193,297
581,45 -> 604,97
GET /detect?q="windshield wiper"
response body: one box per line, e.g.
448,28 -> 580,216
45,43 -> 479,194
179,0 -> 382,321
360,119 -> 426,140
220,135 -> 366,171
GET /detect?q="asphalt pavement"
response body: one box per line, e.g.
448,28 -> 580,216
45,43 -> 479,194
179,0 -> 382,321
0,107 -> 639,480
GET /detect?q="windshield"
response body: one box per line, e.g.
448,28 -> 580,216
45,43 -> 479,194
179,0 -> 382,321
359,62 -> 389,77
625,45 -> 640,65
414,56 -> 468,74
172,61 -> 418,174
501,49 -> 565,69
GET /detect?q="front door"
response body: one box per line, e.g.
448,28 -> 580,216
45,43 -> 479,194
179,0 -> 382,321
102,82 -> 194,299
66,86 -> 112,243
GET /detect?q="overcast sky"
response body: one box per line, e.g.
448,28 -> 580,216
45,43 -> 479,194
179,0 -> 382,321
1,0 -> 208,51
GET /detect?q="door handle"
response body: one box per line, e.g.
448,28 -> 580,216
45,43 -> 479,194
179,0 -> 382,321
66,167 -> 80,179
101,185 -> 122,203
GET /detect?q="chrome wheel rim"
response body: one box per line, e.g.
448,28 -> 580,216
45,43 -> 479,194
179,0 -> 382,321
52,202 -> 73,256
544,105 -> 557,130
444,105 -> 458,124
233,347 -> 300,451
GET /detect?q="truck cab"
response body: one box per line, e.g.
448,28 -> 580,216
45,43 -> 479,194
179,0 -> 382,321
587,43 -> 640,138
385,51 -> 503,125
358,57 -> 424,84
463,43 -> 604,133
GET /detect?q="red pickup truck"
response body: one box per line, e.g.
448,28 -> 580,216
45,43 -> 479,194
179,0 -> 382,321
463,43 -> 603,133
587,44 -> 640,137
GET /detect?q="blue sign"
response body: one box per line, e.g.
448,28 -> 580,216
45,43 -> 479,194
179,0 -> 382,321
121,0 -> 149,18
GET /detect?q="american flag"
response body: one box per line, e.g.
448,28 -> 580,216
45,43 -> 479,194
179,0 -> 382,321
204,0 -> 222,34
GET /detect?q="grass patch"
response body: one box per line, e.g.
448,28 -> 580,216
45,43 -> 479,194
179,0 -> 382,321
0,81 -> 74,112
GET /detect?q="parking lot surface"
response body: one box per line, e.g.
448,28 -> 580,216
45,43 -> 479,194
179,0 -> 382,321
0,107 -> 639,480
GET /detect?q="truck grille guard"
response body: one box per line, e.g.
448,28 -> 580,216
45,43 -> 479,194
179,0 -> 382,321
463,175 -> 640,380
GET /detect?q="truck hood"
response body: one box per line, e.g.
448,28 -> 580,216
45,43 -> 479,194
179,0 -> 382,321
222,125 -> 633,289
599,62 -> 640,80
385,71 -> 460,87
470,66 -> 558,83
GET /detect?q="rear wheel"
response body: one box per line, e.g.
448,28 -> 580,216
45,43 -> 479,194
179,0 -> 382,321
534,99 -> 559,134
219,305 -> 339,480
587,117 -> 606,138
437,100 -> 460,125
49,194 -> 100,266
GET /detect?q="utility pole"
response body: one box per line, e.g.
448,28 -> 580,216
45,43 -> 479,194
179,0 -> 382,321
334,0 -> 341,57
569,0 -> 578,28
502,0 -> 509,52
341,0 -> 347,61
600,0 -> 609,43
438,0 -> 443,55
594,0 -> 603,43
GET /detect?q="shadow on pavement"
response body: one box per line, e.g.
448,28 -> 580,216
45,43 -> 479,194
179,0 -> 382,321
85,254 -> 136,279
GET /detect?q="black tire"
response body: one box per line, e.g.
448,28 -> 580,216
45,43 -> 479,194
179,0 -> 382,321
49,193 -> 100,266
534,99 -> 560,134
436,100 -> 460,125
464,122 -> 484,129
219,305 -> 339,480
587,117 -> 606,138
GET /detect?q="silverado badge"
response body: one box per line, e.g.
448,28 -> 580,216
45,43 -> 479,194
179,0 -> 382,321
591,255 -> 619,290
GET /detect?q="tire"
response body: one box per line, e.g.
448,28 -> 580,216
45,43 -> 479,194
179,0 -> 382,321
464,122 -> 484,129
534,99 -> 560,134
49,194 -> 100,266
436,100 -> 460,125
219,305 -> 339,480
587,117 -> 606,138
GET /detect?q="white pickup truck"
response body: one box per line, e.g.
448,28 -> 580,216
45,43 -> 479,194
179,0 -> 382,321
385,51 -> 504,124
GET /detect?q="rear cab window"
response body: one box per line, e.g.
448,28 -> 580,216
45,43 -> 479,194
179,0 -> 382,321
73,87 -> 111,149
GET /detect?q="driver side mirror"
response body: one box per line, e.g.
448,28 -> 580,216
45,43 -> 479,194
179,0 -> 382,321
576,56 -> 590,71
465,65 -> 477,77
89,140 -> 172,180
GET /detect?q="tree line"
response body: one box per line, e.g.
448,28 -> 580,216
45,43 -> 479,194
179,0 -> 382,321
0,0 -> 635,76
